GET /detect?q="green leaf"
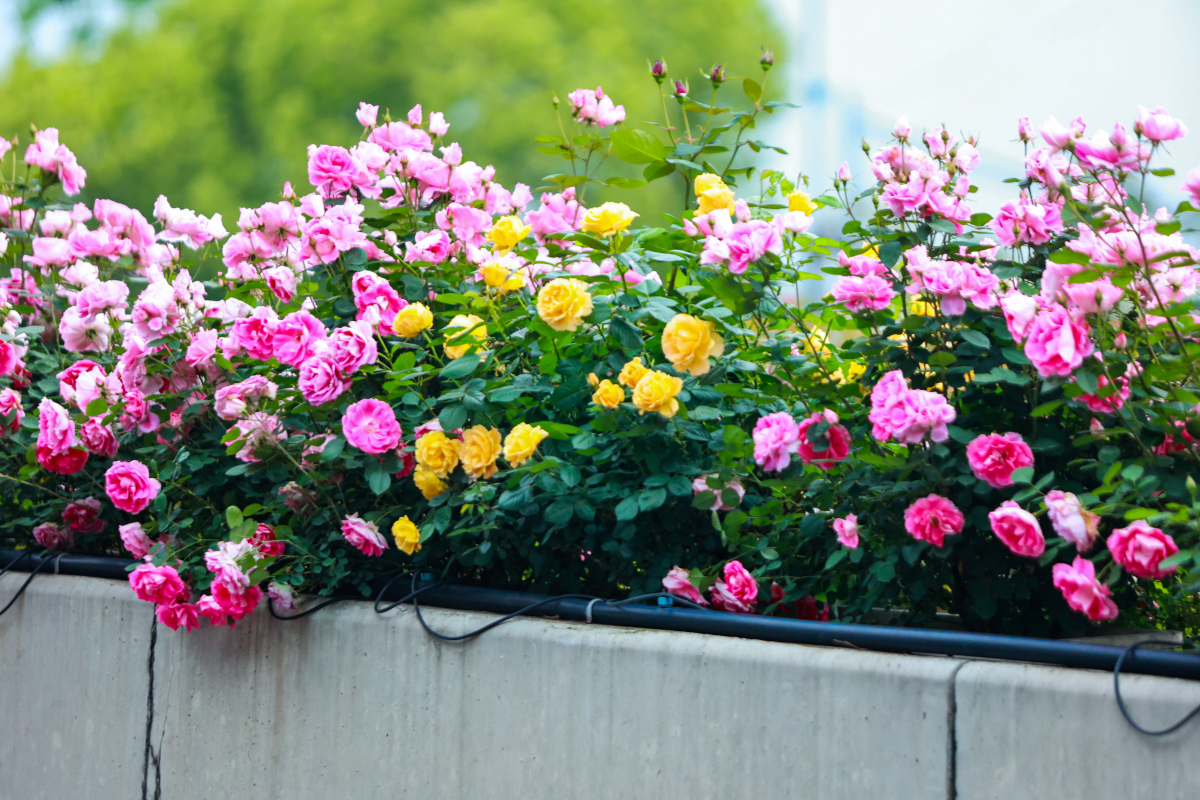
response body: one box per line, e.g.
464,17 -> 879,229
440,354 -> 482,380
668,475 -> 693,497
959,329 -> 990,348
879,240 -> 903,268
610,316 -> 643,351
225,506 -> 243,531
1010,467 -> 1035,484
368,467 -> 392,495
928,351 -> 957,368
85,398 -> 108,417
1032,400 -> 1063,417
639,488 -> 667,512
544,501 -> 575,526
488,386 -> 525,403
610,129 -> 668,165
615,495 -> 641,521
824,549 -> 849,569
439,404 -> 468,432
1048,250 -> 1089,264
320,435 -> 346,462
605,177 -> 646,190
742,77 -> 762,102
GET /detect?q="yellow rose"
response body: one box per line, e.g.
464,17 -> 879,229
661,314 -> 725,376
415,431 -> 461,478
591,379 -> 624,410
480,260 -> 525,294
909,299 -> 936,317
618,357 -> 649,388
587,372 -> 600,387
392,516 -> 422,555
536,278 -> 593,332
832,361 -> 866,385
694,173 -> 735,215
580,202 -> 638,237
413,466 -> 448,500
487,215 -> 532,251
787,191 -> 817,215
459,425 -> 501,481
633,370 -> 683,418
392,302 -> 434,337
443,314 -> 487,360
503,422 -> 549,467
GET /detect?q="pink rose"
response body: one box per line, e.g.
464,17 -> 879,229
1044,490 -> 1099,552
214,376 -> 278,421
196,594 -> 228,626
37,446 -> 89,475
272,309 -> 327,367
307,144 -> 367,198
988,500 -> 1045,558
795,408 -> 851,470
966,432 -> 1034,488
891,389 -> 956,445
37,397 -> 76,455
662,566 -> 708,607
268,581 -> 295,611
227,306 -> 279,361
74,280 -> 129,318
356,101 -> 379,128
1052,556 -> 1118,621
130,283 -> 181,341
0,388 -> 24,434
1023,303 -> 1094,378
298,354 -> 351,406
903,494 -> 964,547
119,522 -> 155,559
1135,105 -> 1187,142
691,475 -> 744,511
1107,521 -> 1178,580
155,602 -> 200,632
722,561 -> 759,606
249,523 -> 286,557
999,291 -> 1041,343
752,411 -> 801,472
211,582 -> 263,621
405,229 -> 452,264
832,274 -> 895,312
833,514 -> 859,548
262,266 -> 298,303
1181,166 -> 1200,209
129,563 -> 187,605
184,329 -> 219,372
342,398 -> 402,455
104,460 -> 162,514
341,513 -> 388,557
33,522 -> 73,550
62,497 -> 104,533
868,370 -> 910,441
329,320 -> 378,374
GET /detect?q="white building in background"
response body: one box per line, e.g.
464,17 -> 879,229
762,0 -> 1200,216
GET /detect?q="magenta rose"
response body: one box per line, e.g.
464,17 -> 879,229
1052,557 -> 1118,621
342,398 -> 402,455
119,522 -> 155,559
722,561 -> 759,607
62,497 -> 104,533
795,408 -> 852,470
80,418 -> 119,457
33,522 -> 73,550
966,432 -> 1034,488
988,501 -> 1045,558
833,514 -> 859,549
298,354 -> 351,406
105,460 -> 161,514
129,563 -> 187,605
662,566 -> 708,607
211,582 -> 263,621
903,494 -> 964,547
329,321 -> 378,375
1107,521 -> 1178,580
155,602 -> 200,632
272,309 -> 328,367
37,397 -> 76,455
1023,303 -> 1094,378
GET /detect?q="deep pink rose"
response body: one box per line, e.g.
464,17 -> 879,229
248,523 -> 286,558
405,229 -> 452,264
1052,557 -> 1118,621
329,321 -> 378,374
1023,303 -> 1094,378
129,563 -> 186,605
62,497 -> 104,533
691,475 -> 744,511
33,522 -> 73,550
298,354 -> 350,406
1107,521 -> 1178,580
262,266 -> 298,303
722,561 -> 759,607
156,602 -> 200,632
662,566 -> 708,607
1044,490 -> 1099,552
0,388 -> 24,434
341,513 -> 388,556
966,432 -> 1034,488
832,274 -> 894,313
211,582 -> 263,621
272,309 -> 327,367
795,408 -> 851,470
37,446 -> 89,475
988,501 -> 1045,558
308,144 -> 367,198
105,460 -> 161,514
37,397 -> 76,455
228,306 -> 279,361
342,398 -> 402,455
130,283 -> 180,341
903,494 -> 964,547
833,514 -> 859,548
752,411 -> 800,472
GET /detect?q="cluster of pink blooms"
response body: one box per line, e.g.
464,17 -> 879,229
903,244 -> 1000,316
752,408 -> 850,473
871,118 -> 977,231
567,86 -> 626,128
662,561 -> 759,613
868,370 -> 956,445
831,250 -> 895,313
692,207 -> 811,274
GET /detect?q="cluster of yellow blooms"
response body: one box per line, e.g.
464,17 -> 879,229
589,356 -> 684,419
412,422 -> 550,500
391,516 -> 421,555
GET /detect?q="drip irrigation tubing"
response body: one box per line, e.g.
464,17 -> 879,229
3,549 -> 1199,685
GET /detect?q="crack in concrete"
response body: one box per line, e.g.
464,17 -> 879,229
946,660 -> 969,800
141,616 -> 161,800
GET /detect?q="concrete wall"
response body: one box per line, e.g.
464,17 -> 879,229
1,574 -> 1197,800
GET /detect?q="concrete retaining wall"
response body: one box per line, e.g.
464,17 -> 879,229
1,573 -> 1197,799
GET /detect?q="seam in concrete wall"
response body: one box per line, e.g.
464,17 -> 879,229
141,616 -> 161,800
946,659 -> 969,800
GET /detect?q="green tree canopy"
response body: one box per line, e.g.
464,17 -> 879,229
0,0 -> 781,223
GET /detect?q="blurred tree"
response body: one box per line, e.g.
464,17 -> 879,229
1,0 -> 782,223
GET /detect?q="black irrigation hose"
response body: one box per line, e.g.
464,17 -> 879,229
1114,640 -> 1200,735
267,595 -> 350,621
0,552 -> 58,617
412,585 -> 597,642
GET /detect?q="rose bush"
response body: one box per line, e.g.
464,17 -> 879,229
1,56 -> 1198,637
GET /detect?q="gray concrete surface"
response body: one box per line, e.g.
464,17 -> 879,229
0,572 -> 154,800
1,574 -> 1198,799
954,660 -> 1200,799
